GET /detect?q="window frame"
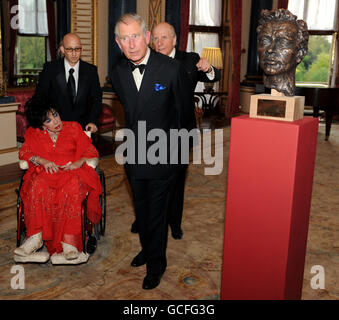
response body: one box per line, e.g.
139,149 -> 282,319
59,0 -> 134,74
188,24 -> 223,53
15,34 -> 48,75
296,31 -> 337,87
14,0 -> 49,87
288,1 -> 338,87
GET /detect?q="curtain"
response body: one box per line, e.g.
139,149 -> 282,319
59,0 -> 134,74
227,0 -> 242,117
179,0 -> 190,51
9,0 -> 18,85
288,0 -> 337,30
165,0 -> 182,49
277,0 -> 289,9
244,0 -> 272,84
56,0 -> 71,47
46,0 -> 56,61
18,0 -> 48,35
189,0 -> 222,26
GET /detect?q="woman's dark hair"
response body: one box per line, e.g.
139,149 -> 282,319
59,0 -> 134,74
25,94 -> 60,129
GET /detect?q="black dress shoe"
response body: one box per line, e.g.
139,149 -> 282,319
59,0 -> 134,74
131,221 -> 138,234
142,273 -> 163,290
171,228 -> 183,240
131,251 -> 146,267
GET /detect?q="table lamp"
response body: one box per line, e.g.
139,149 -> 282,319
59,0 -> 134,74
201,47 -> 223,93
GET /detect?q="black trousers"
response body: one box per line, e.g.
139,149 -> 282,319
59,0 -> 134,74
129,173 -> 177,275
168,165 -> 188,232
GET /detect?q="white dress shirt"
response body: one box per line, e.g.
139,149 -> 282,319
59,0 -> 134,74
64,60 -> 80,94
131,48 -> 151,91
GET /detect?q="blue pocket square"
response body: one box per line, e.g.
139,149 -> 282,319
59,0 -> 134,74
154,83 -> 166,92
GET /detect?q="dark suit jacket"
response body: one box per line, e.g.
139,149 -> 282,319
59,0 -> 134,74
174,50 -> 221,92
110,49 -> 196,179
36,58 -> 102,129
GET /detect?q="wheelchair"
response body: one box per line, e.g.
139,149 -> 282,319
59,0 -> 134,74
15,153 -> 106,260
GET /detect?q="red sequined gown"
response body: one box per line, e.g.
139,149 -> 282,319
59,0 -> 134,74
19,122 -> 102,255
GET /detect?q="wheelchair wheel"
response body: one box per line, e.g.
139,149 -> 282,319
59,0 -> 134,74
15,178 -> 26,247
82,196 -> 99,255
81,197 -> 88,254
85,233 -> 97,254
98,169 -> 106,236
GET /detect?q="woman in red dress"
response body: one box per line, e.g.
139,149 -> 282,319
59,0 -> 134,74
14,95 -> 102,264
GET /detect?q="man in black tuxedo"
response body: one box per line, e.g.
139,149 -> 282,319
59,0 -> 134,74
111,13 -> 195,290
153,22 -> 221,92
36,33 -> 102,133
130,22 -> 221,239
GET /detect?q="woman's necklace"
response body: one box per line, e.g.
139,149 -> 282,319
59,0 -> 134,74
47,129 -> 59,147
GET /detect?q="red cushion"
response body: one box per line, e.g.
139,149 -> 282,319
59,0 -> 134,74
99,104 -> 115,125
16,114 -> 29,139
8,89 -> 35,140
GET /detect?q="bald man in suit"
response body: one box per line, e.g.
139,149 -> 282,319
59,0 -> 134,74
36,33 -> 102,133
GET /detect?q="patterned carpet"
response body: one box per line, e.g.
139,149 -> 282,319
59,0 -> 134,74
0,119 -> 338,300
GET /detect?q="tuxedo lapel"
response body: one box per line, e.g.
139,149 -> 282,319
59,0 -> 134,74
117,58 -> 139,124
137,50 -> 160,117
174,49 -> 184,62
56,59 -> 68,99
76,60 -> 86,106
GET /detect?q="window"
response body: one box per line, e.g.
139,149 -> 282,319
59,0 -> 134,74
187,0 -> 222,92
15,0 -> 49,85
288,0 -> 338,87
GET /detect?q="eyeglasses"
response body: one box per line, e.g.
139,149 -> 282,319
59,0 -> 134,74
119,34 -> 141,43
64,47 -> 82,53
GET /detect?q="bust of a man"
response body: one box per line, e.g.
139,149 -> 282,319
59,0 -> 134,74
257,9 -> 309,96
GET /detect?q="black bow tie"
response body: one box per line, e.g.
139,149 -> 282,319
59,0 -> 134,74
130,63 -> 146,75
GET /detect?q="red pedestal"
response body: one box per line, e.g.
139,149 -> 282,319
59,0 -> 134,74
221,115 -> 318,300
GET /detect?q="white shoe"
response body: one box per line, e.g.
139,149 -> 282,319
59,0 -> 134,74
51,252 -> 89,265
14,232 -> 43,257
14,252 -> 50,263
61,242 -> 80,260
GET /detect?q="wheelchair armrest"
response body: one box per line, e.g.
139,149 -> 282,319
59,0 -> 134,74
86,158 -> 99,169
19,160 -> 29,170
84,131 -> 98,168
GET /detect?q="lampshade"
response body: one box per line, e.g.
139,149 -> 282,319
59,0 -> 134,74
201,47 -> 223,69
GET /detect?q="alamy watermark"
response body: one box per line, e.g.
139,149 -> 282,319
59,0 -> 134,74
310,265 -> 325,290
114,122 -> 224,175
10,5 -> 22,30
9,264 -> 325,291
10,265 -> 25,290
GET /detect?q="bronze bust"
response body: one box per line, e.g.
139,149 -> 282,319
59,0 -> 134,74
257,9 -> 309,96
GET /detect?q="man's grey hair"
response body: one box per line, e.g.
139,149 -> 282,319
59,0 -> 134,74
115,13 -> 148,38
